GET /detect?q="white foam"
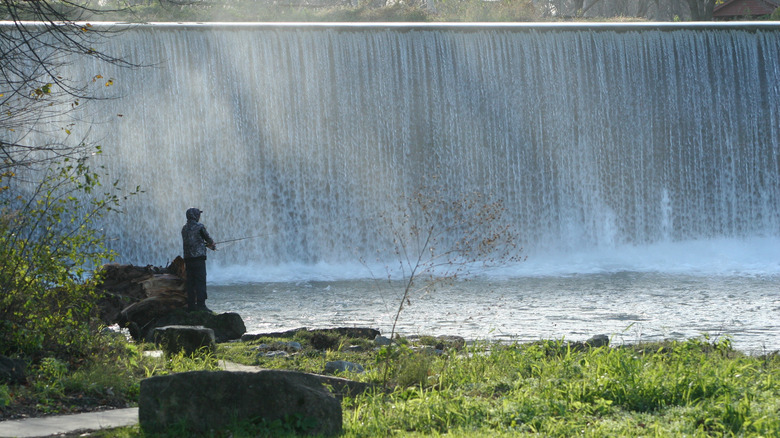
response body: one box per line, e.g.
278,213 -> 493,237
207,237 -> 780,284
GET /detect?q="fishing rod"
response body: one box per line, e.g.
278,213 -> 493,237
213,234 -> 270,246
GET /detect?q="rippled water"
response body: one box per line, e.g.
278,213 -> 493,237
208,272 -> 780,354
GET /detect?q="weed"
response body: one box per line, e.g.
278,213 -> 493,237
0,385 -> 10,407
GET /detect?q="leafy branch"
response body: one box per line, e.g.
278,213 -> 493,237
0,151 -> 140,359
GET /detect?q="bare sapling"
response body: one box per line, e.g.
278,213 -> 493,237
366,183 -> 525,385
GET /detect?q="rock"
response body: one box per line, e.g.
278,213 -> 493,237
96,258 -> 246,344
406,335 -> 465,351
324,360 -> 364,374
96,259 -> 186,325
241,327 -> 309,341
434,335 -> 466,351
153,311 -> 246,343
255,341 -> 302,353
569,334 -> 610,352
153,325 -> 216,356
412,346 -> 442,355
309,331 -> 340,350
314,375 -> 378,400
139,370 -> 342,436
0,355 -> 26,384
259,350 -> 289,358
322,327 -> 381,340
119,295 -> 187,340
241,327 -> 381,342
126,309 -> 246,343
374,335 -> 391,346
585,334 -> 610,348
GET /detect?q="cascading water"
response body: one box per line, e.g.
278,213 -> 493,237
5,22 -> 780,349
8,22 -> 780,277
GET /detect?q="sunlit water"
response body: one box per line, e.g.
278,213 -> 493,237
6,23 -> 776,353
206,239 -> 780,354
208,274 -> 780,354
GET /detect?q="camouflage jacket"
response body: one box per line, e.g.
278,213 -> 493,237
182,209 -> 214,260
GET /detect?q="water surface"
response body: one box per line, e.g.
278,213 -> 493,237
209,272 -> 779,354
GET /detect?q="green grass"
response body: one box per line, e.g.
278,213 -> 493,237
338,339 -> 780,437
170,335 -> 780,436
3,333 -> 780,437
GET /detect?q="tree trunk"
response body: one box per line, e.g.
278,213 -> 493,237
636,0 -> 649,17
573,0 -> 585,15
581,0 -> 603,15
685,0 -> 716,20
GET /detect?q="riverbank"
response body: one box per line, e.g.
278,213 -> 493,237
2,328 -> 779,436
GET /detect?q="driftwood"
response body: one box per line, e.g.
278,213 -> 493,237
96,257 -> 187,328
96,257 -> 246,342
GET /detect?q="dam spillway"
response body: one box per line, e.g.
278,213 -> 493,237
10,22 -> 780,277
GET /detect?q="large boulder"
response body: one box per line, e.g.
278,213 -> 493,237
126,309 -> 246,343
97,257 -> 246,343
153,325 -> 216,356
97,258 -> 187,325
139,370 -> 342,436
118,292 -> 186,339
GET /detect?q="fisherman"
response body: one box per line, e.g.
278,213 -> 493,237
182,207 -> 217,312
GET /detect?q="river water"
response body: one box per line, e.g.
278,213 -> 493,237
205,238 -> 780,354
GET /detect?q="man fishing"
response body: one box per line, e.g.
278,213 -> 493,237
182,207 -> 216,312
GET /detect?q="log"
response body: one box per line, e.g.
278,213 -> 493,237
96,257 -> 187,326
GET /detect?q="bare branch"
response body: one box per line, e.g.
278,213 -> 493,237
1,1 -> 141,172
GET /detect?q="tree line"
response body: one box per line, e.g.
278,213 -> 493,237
14,0 -> 773,22
537,0 -> 724,21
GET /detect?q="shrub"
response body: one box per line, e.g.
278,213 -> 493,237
0,385 -> 11,408
395,353 -> 433,388
0,156 -> 135,360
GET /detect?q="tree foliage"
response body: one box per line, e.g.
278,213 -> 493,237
535,0 -> 726,20
0,2 -> 139,360
0,155 -> 139,359
684,0 -> 718,20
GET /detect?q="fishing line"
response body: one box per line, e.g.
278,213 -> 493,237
214,234 -> 269,245
212,234 -> 270,250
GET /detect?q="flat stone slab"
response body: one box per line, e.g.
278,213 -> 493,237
139,370 -> 343,435
0,407 -> 138,438
0,361 -> 373,437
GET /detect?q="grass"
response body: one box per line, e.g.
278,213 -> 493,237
338,338 -> 780,437
3,332 -> 780,437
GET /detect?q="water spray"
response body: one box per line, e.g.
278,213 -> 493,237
212,234 -> 270,249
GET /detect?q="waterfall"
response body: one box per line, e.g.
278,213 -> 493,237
15,23 -> 780,273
